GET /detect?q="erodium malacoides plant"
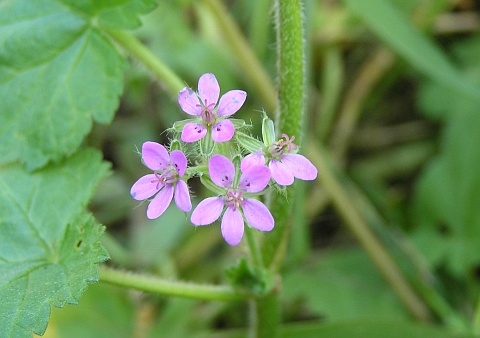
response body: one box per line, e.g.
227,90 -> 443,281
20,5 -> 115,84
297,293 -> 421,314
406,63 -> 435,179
131,73 -> 317,246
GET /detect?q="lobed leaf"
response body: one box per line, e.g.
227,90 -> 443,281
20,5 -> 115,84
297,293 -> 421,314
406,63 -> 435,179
412,35 -> 480,277
0,0 -> 156,170
412,112 -> 480,277
0,149 -> 110,337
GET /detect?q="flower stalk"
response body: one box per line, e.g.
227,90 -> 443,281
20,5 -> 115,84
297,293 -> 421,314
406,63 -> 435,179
104,29 -> 184,97
100,267 -> 250,302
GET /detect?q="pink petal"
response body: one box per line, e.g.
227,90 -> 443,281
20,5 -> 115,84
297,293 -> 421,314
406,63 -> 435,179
181,122 -> 207,142
240,151 -> 265,172
198,73 -> 220,108
170,150 -> 188,177
130,174 -> 162,200
211,119 -> 234,143
142,142 -> 169,171
239,165 -> 270,193
221,207 -> 244,246
217,90 -> 247,116
146,185 -> 174,219
269,160 -> 294,186
209,154 -> 235,188
174,180 -> 192,212
178,87 -> 201,115
282,154 -> 318,181
191,197 -> 224,225
242,198 -> 274,232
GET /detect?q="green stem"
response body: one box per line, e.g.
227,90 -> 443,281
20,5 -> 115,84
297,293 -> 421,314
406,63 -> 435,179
250,293 -> 280,338
252,1 -> 305,337
245,226 -> 264,268
99,267 -> 250,302
473,295 -> 480,335
202,0 -> 277,112
262,0 -> 305,271
104,29 -> 184,97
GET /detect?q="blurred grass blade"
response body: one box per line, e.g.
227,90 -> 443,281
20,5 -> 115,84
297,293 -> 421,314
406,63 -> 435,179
344,0 -> 480,103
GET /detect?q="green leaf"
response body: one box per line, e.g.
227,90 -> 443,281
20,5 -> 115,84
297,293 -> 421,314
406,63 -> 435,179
61,0 -> 157,30
0,0 -> 155,170
412,35 -> 480,277
225,258 -> 273,296
0,149 -> 110,337
196,319 -> 468,338
278,319 -> 471,338
282,248 -> 407,320
344,0 -> 480,103
418,35 -> 480,120
412,112 -> 480,277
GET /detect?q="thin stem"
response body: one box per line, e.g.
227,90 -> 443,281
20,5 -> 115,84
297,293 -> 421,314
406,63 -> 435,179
245,226 -> 264,268
329,47 -> 395,163
473,295 -> 480,335
249,293 -> 280,338
318,46 -> 344,142
306,140 -> 431,321
202,0 -> 277,113
104,29 -> 184,98
99,267 -> 250,302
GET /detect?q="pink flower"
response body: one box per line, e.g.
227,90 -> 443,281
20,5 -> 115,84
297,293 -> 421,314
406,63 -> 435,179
241,134 -> 317,186
191,154 -> 274,246
178,73 -> 247,143
131,142 -> 192,219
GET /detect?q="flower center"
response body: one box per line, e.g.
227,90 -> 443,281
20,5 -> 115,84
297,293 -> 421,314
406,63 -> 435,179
197,99 -> 216,126
225,189 -> 244,211
152,166 -> 178,189
268,133 -> 298,159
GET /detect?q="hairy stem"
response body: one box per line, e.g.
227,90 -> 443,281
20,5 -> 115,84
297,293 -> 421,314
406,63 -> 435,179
104,29 -> 184,97
245,226 -> 264,268
262,0 -> 305,271
100,267 -> 250,302
252,1 -> 305,337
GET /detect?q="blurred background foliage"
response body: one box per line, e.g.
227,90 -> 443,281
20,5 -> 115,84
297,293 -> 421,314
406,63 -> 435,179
42,0 -> 480,336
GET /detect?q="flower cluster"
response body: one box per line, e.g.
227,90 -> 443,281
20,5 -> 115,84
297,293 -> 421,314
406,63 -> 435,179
131,73 -> 317,246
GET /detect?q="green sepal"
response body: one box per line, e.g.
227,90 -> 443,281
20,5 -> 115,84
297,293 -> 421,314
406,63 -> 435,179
169,139 -> 182,152
200,174 -> 225,195
171,119 -> 192,133
230,118 -> 249,130
232,154 -> 243,187
235,132 -> 265,153
200,130 -> 215,157
262,113 -> 276,146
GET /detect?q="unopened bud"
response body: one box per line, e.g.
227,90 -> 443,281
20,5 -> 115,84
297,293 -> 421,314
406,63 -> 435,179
169,139 -> 182,152
262,113 -> 276,146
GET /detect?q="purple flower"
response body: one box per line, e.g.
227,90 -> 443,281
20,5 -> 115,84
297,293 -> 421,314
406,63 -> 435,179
131,142 -> 192,219
241,134 -> 318,186
191,154 -> 273,246
178,73 -> 247,143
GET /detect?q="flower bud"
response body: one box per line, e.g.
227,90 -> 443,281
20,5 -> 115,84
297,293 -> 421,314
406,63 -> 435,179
262,113 -> 276,146
169,139 -> 182,152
